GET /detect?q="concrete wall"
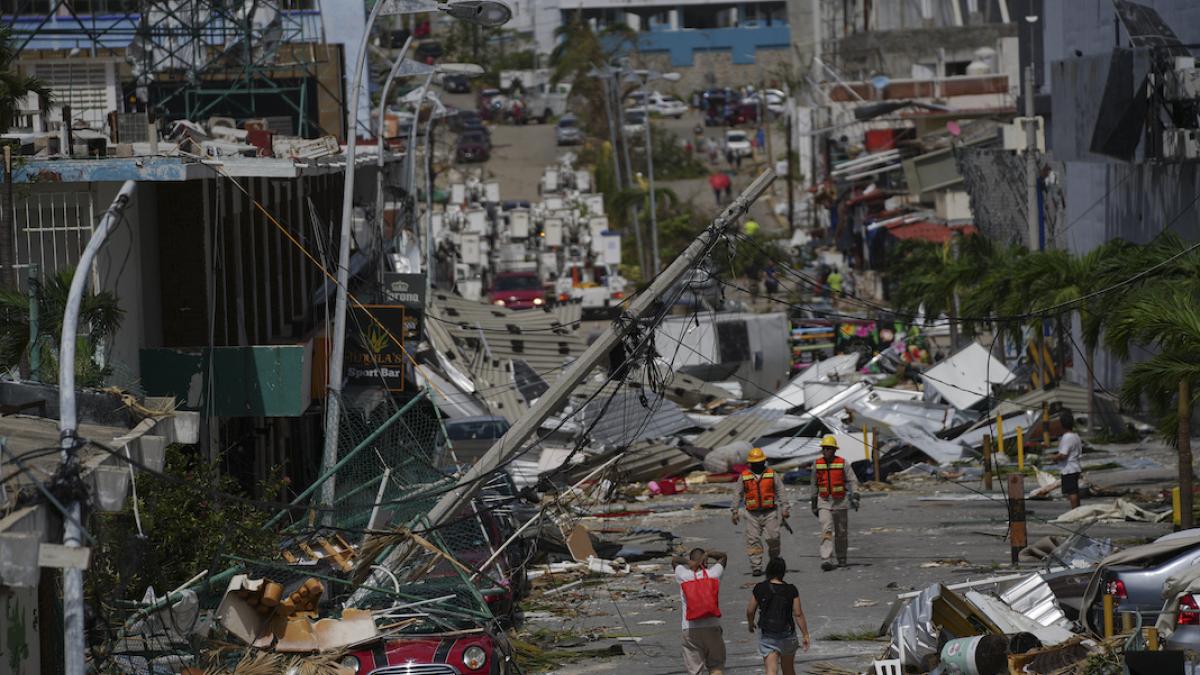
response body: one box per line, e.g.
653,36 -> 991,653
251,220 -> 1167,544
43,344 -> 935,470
630,47 -> 793,93
1042,0 -> 1200,392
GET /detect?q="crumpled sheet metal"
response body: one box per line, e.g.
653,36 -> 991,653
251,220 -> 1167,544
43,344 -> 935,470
1052,498 -> 1171,524
887,583 -> 942,667
998,573 -> 1072,630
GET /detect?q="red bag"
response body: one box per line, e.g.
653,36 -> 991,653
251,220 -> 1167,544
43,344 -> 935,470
682,568 -> 722,621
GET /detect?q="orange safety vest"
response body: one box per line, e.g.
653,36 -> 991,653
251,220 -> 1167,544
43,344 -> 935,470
741,469 -> 777,511
814,456 -> 846,499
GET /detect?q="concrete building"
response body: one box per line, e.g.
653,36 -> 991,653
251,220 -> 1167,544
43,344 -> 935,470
546,0 -> 791,92
1034,0 -> 1200,391
3,1 -> 365,138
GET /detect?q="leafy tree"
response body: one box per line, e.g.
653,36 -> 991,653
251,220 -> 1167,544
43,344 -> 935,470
548,13 -> 632,136
0,268 -> 123,385
0,25 -> 49,133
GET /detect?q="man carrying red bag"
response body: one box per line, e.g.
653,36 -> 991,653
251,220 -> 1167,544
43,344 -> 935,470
672,547 -> 729,675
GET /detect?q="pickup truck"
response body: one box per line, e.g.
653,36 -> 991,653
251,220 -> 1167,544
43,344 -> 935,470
555,263 -> 626,318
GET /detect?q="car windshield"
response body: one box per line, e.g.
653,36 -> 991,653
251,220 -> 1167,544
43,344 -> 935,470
558,118 -> 577,128
495,275 -> 541,290
446,419 -> 509,440
626,111 -> 645,123
460,132 -> 486,143
728,132 -> 747,142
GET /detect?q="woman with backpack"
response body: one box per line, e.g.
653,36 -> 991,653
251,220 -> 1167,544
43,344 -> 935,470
745,557 -> 810,674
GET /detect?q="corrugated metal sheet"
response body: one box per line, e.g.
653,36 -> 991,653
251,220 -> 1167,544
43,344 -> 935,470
692,410 -> 785,449
580,390 -> 692,448
756,353 -> 862,412
572,370 -> 731,409
560,441 -> 699,484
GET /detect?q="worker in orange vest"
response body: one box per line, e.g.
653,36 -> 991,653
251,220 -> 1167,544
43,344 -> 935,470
731,447 -> 789,576
810,435 -> 860,571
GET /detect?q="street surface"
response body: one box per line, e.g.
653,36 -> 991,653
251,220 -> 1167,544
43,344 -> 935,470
525,445 -> 1178,674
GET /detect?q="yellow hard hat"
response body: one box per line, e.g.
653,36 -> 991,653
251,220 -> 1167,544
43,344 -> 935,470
820,434 -> 839,449
747,447 -> 766,463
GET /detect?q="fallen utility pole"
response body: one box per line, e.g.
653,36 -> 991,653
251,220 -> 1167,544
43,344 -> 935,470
348,169 -> 777,604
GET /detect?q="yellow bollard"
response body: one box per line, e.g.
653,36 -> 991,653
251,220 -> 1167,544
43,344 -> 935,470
1042,402 -> 1051,449
1147,627 -> 1160,650
996,414 -> 1006,457
1173,487 -> 1183,528
1122,612 -> 1134,633
1017,426 -> 1025,472
862,424 -> 869,461
1103,594 -> 1115,638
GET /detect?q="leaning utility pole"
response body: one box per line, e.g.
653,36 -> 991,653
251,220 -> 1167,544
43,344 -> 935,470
348,170 -> 778,605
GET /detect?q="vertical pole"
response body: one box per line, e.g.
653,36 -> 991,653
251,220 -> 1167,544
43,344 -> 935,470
643,81 -> 660,277
983,434 -> 993,491
1042,401 -> 1051,450
861,423 -> 869,461
1024,64 -> 1039,251
996,413 -> 1005,457
615,76 -> 646,278
1173,486 -> 1182,529
785,111 -> 794,231
1177,378 -> 1194,529
27,264 -> 40,379
375,37 -> 416,288
1147,627 -> 1160,650
871,426 -> 880,482
1016,426 -> 1025,472
1,145 -> 13,288
323,0 -> 386,511
1007,474 -> 1026,564
425,114 -> 436,298
1121,612 -> 1134,633
1102,594 -> 1114,638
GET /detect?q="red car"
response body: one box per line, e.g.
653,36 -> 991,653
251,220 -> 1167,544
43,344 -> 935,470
487,272 -> 547,310
342,630 -> 513,674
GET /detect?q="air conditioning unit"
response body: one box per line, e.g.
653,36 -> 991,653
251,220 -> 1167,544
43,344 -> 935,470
1162,66 -> 1200,101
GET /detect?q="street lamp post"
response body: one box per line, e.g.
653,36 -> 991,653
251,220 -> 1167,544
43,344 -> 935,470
322,0 -> 511,512
624,68 -> 680,278
590,65 -> 646,277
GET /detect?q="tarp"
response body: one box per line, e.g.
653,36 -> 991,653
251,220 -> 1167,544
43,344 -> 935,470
922,342 -> 1015,411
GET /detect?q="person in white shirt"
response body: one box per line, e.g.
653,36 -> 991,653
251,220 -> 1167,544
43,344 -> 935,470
1053,413 -> 1084,508
672,548 -> 728,675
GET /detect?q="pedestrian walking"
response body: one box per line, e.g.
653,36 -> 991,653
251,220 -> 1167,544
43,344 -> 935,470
826,267 -> 843,299
725,148 -> 735,168
764,263 -> 779,298
673,547 -> 728,675
723,174 -> 733,203
810,435 -> 860,571
1053,412 -> 1083,509
708,171 -> 729,206
746,557 -> 811,675
732,447 -> 789,576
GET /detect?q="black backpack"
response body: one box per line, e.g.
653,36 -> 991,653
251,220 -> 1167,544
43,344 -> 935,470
758,583 -> 794,634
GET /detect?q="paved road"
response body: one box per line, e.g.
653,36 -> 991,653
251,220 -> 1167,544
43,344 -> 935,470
527,457 -> 1175,674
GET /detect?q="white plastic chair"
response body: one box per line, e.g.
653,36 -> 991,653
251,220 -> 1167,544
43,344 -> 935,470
872,659 -> 903,675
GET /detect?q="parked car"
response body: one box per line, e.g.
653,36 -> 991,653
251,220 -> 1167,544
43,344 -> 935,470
456,133 -> 490,163
743,88 -> 787,116
1089,531 -> 1200,629
554,114 -> 583,145
414,40 -> 443,63
444,415 -> 510,464
450,109 -> 483,132
342,629 -> 514,674
442,73 -> 471,93
626,90 -> 688,118
623,109 -> 647,137
724,129 -> 752,158
488,271 -> 547,309
459,124 -> 492,148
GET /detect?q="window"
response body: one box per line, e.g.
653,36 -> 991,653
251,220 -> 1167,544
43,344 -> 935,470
717,320 -> 751,363
494,274 -> 541,291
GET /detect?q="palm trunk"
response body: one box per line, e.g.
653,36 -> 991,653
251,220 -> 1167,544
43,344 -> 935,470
1179,378 -> 1195,529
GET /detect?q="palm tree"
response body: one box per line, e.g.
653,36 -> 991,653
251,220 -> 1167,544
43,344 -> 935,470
0,25 -> 49,134
548,13 -> 632,136
1104,285 -> 1199,528
0,268 -> 123,386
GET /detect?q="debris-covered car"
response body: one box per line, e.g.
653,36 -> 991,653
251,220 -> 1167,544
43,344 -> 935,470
342,628 -> 514,674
